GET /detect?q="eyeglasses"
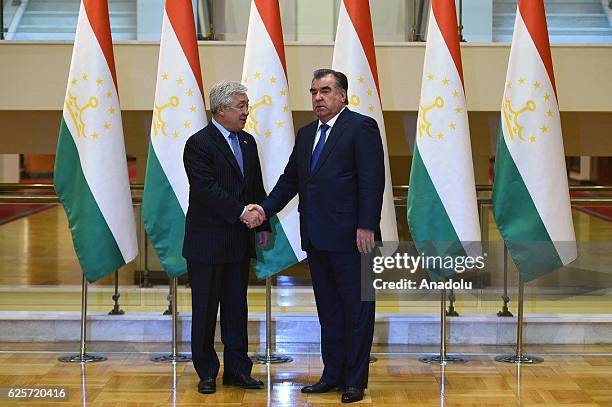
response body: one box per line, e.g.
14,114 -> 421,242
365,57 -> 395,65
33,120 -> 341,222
228,103 -> 250,112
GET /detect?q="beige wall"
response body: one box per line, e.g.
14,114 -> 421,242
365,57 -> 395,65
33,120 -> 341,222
0,42 -> 611,185
1,42 -> 612,111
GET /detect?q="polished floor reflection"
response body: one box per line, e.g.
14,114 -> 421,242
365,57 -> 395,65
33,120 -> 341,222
1,343 -> 612,406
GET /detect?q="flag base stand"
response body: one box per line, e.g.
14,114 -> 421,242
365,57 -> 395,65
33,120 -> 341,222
59,274 -> 107,364
419,287 -> 466,365
251,354 -> 293,364
59,354 -> 107,363
151,278 -> 191,364
495,275 -> 543,365
494,354 -> 543,364
250,278 -> 292,365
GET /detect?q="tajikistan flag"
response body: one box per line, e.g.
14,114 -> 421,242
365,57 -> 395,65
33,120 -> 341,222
407,0 -> 481,280
493,0 -> 577,281
332,0 -> 399,243
242,0 -> 306,279
55,0 -> 138,283
142,0 -> 207,278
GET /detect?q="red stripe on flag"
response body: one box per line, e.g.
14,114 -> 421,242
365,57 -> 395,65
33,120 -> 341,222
166,0 -> 205,100
83,0 -> 117,89
431,0 -> 464,87
342,0 -> 380,96
518,0 -> 557,96
254,0 -> 288,77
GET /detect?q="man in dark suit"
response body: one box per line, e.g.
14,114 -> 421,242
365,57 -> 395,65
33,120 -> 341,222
183,81 -> 269,394
249,69 -> 385,403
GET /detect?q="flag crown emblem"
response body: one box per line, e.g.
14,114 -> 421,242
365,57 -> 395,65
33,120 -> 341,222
153,95 -> 180,137
417,73 -> 464,141
65,91 -> 99,138
244,93 -> 273,137
502,76 -> 555,144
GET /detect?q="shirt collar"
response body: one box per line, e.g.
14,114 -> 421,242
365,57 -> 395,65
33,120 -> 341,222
212,117 -> 232,141
318,106 -> 346,130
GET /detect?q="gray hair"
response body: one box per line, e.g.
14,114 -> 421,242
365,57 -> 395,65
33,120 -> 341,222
209,80 -> 248,113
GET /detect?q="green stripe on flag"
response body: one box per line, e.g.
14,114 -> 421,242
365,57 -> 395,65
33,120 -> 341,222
408,145 -> 466,281
142,143 -> 187,278
493,126 -> 563,281
55,119 -> 126,282
254,216 -> 298,280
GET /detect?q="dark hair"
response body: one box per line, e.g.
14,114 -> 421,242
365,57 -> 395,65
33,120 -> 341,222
312,69 -> 348,105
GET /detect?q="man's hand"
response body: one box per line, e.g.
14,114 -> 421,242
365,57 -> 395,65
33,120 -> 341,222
257,231 -> 270,248
247,204 -> 267,223
356,228 -> 375,254
240,206 -> 263,228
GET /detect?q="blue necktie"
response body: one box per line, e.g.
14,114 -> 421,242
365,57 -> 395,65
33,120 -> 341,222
229,132 -> 244,175
310,123 -> 330,171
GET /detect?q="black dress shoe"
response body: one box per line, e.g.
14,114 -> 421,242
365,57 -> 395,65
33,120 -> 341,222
301,381 -> 338,393
222,372 -> 264,389
341,387 -> 364,403
197,378 -> 216,394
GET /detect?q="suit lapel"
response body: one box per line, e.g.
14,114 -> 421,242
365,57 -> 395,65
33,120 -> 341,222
208,123 -> 244,180
303,120 -> 318,176
310,108 -> 351,177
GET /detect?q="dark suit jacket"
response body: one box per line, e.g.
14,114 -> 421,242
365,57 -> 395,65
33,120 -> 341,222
262,108 -> 384,252
183,121 -> 270,264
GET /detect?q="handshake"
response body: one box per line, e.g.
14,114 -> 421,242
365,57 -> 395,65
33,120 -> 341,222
240,204 -> 267,229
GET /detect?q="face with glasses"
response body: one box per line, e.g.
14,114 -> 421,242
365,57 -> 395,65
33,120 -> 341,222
217,93 -> 250,132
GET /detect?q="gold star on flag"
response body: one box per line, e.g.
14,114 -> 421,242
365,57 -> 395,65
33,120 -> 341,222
70,79 -> 77,86
546,110 -> 553,117
82,73 -> 88,81
357,76 -> 365,84
506,82 -> 512,89
543,93 -> 551,102
368,105 -> 375,112
442,78 -> 450,86
176,77 -> 185,85
96,79 -> 103,86
530,135 -> 537,142
540,125 -> 549,133
103,122 -> 111,130
283,104 -> 289,112
254,72 -> 262,80
518,77 -> 525,85
279,88 -> 287,97
436,132 -> 444,140
270,76 -> 277,84
108,107 -> 115,114
162,73 -> 169,80
91,132 -> 99,139
264,130 -> 272,137
427,74 -> 434,81
449,122 -> 456,130
187,89 -> 194,97
366,89 -> 373,97
105,91 -> 112,98
184,121 -> 191,129
533,81 -> 541,89
454,107 -> 463,114
452,90 -> 460,98
190,105 -> 197,112
243,74 -> 248,83
172,130 -> 180,139
276,120 -> 284,128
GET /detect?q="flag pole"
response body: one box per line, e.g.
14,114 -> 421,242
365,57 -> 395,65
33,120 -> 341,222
420,286 -> 466,365
498,244 -> 513,317
108,270 -> 124,315
59,274 -> 107,363
151,277 -> 191,363
251,278 -> 292,364
495,275 -> 543,364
